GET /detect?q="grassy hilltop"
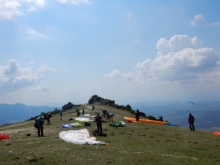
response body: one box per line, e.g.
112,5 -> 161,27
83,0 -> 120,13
0,103 -> 220,165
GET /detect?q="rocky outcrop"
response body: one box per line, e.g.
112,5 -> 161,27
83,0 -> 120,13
62,102 -> 76,111
88,95 -> 115,106
88,95 -> 147,117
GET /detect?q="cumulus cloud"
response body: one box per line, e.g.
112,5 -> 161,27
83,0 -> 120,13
136,35 -> 220,82
103,69 -> 123,78
57,0 -> 90,5
0,59 -> 55,92
26,28 -> 48,38
24,0 -> 46,12
0,0 -> 45,20
0,0 -> 21,20
105,35 -> 220,86
156,35 -> 202,56
190,14 -> 204,26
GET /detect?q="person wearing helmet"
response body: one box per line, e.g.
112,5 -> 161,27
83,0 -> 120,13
34,116 -> 45,137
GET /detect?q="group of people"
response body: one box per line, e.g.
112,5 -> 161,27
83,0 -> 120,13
34,105 -> 196,137
76,108 -> 85,117
102,110 -> 110,120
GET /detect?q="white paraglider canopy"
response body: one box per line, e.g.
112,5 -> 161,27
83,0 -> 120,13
59,129 -> 106,145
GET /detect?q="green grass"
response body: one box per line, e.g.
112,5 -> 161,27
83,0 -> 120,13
0,103 -> 220,165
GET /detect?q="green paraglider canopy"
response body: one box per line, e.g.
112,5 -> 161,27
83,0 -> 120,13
109,121 -> 125,127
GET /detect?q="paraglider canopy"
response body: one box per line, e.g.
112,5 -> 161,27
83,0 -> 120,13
182,101 -> 195,105
0,133 -> 9,140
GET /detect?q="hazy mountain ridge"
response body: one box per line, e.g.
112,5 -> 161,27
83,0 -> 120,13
0,103 -> 59,125
131,101 -> 220,131
1,101 -> 220,131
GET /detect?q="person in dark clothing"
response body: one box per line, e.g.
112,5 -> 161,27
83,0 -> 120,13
106,111 -> 110,120
82,109 -> 85,116
135,109 -> 140,121
44,113 -> 52,125
92,106 -> 94,112
60,110 -> 63,120
159,116 -> 163,121
34,116 -> 45,137
102,110 -> 107,119
188,113 -> 195,131
94,113 -> 103,135
76,108 -> 80,117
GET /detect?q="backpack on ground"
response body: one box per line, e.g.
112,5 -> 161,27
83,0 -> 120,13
84,122 -> 91,126
92,130 -> 99,136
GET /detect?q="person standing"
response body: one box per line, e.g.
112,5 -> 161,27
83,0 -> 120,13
188,113 -> 195,131
94,113 -> 103,135
76,108 -> 80,117
34,116 -> 45,137
82,109 -> 85,116
60,110 -> 63,120
135,109 -> 140,121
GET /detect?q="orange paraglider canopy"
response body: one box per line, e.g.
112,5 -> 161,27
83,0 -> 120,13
0,133 -> 9,140
214,131 -> 220,137
124,116 -> 167,125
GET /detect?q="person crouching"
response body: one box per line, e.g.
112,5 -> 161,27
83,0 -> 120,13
34,116 -> 45,137
45,113 -> 52,125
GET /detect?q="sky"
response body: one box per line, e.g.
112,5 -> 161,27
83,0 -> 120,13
0,0 -> 220,107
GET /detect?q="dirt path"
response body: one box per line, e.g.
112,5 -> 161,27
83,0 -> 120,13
1,127 -> 34,134
0,121 -> 34,134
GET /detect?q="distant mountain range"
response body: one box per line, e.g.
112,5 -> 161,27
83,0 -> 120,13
1,101 -> 220,132
131,101 -> 220,132
0,103 -> 59,125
